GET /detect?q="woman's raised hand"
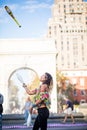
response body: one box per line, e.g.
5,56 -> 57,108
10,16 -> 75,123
23,83 -> 27,88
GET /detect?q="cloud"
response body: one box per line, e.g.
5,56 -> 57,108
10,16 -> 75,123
21,0 -> 52,13
0,7 -> 4,16
0,7 -> 7,23
0,0 -> 53,23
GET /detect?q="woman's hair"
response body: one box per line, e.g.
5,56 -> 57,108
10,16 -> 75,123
43,72 -> 53,87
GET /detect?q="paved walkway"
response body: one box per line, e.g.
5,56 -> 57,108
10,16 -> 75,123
2,122 -> 87,130
2,112 -> 87,130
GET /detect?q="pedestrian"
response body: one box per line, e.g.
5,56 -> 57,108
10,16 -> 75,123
23,96 -> 32,126
62,96 -> 75,124
23,72 -> 53,130
0,93 -> 4,130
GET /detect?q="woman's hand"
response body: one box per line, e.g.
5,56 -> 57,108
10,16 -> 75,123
23,83 -> 27,88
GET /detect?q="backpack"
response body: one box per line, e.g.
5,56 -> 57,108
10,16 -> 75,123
0,94 -> 4,104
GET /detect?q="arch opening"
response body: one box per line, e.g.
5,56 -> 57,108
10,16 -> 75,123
7,67 -> 39,114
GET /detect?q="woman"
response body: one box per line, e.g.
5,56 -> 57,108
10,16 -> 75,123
23,72 -> 53,130
23,96 -> 32,126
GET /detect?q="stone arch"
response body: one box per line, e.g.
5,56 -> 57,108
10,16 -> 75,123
7,67 -> 39,114
0,39 -> 57,113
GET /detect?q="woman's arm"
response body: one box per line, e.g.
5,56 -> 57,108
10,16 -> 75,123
35,99 -> 42,105
23,83 -> 37,95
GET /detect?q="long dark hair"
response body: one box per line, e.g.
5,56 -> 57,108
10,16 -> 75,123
43,72 -> 53,87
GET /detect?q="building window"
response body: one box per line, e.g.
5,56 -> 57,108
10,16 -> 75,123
67,39 -> 69,48
72,78 -> 77,85
49,31 -> 51,36
73,89 -> 77,96
81,35 -> 83,40
54,26 -> 57,35
61,41 -> 63,50
82,57 -> 84,61
80,78 -> 84,86
64,9 -> 66,13
86,17 -> 87,20
55,40 -> 57,49
82,44 -> 84,59
62,63 -> 64,66
64,5 -> 66,8
49,26 -> 51,29
81,90 -> 85,96
61,55 -> 64,61
79,17 -> 81,22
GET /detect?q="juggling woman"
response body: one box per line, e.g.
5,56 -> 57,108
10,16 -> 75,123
23,72 -> 53,130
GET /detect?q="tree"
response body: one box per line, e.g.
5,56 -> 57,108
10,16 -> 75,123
56,69 -> 75,113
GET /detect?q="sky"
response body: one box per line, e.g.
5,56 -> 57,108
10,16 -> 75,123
0,0 -> 87,39
0,0 -> 53,38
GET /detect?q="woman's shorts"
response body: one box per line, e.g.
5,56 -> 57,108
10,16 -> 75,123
64,107 -> 73,115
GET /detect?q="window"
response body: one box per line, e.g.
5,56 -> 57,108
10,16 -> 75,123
55,40 -> 57,49
54,26 -> 57,35
81,90 -> 85,96
64,5 -> 66,8
49,26 -> 51,29
67,40 -> 69,50
73,89 -> 77,96
72,78 -> 77,84
80,78 -> 84,86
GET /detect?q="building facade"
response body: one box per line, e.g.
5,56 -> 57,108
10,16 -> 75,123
47,0 -> 87,102
62,70 -> 87,103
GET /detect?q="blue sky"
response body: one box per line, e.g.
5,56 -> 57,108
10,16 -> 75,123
0,0 -> 53,38
0,0 -> 87,39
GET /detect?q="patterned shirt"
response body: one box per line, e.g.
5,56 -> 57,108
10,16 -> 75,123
33,90 -> 51,108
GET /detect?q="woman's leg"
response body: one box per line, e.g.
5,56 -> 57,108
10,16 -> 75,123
38,107 -> 49,130
33,107 -> 49,130
63,114 -> 68,123
33,116 -> 39,130
40,118 -> 47,130
70,114 -> 75,123
24,110 -> 29,123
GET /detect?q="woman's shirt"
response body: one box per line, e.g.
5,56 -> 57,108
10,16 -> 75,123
33,90 -> 51,108
25,101 -> 32,110
66,100 -> 73,110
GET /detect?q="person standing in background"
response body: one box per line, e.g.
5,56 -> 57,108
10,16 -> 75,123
62,96 -> 75,124
23,96 -> 32,126
0,93 -> 4,130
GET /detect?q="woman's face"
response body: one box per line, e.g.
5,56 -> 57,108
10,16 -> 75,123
40,74 -> 47,82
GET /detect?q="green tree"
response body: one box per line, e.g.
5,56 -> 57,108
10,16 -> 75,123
56,69 -> 75,113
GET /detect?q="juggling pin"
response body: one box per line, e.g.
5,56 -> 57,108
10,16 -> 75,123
4,6 -> 21,27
